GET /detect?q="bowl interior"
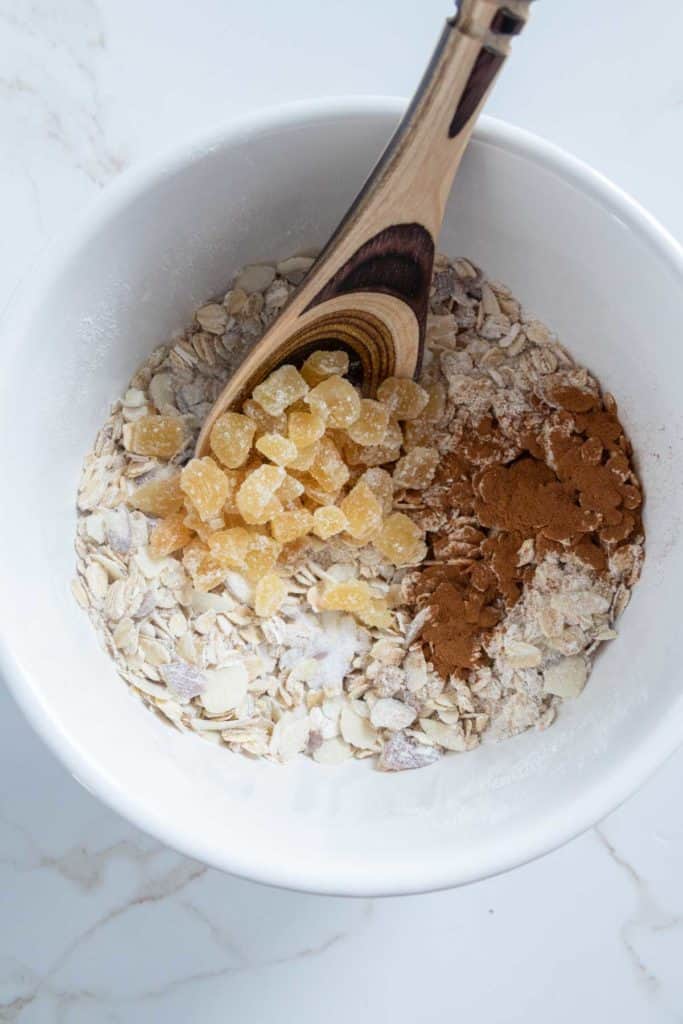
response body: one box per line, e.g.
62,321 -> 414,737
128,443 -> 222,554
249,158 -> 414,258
1,104 -> 682,895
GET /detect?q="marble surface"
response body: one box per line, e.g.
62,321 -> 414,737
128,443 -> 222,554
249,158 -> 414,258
1,1 -> 682,1020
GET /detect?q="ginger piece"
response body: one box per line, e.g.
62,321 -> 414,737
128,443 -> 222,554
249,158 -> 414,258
301,349 -> 349,387
242,398 -> 288,438
208,527 -> 251,568
128,475 -> 184,516
287,442 -> 320,472
252,365 -> 308,417
358,467 -> 394,516
126,415 -> 185,459
288,410 -> 326,448
182,504 -> 221,544
393,447 -> 439,490
306,375 -> 361,429
358,599 -> 393,630
346,399 -> 390,446
209,412 -> 256,469
374,513 -> 427,566
254,573 -> 287,617
312,505 -> 348,539
236,465 -> 286,524
181,457 -> 232,521
243,534 -> 281,581
320,579 -> 373,614
376,377 -> 429,420
149,513 -> 193,558
343,418 -> 403,467
340,481 -> 383,541
309,436 -> 349,493
302,477 -> 341,507
255,433 -> 298,466
277,473 -> 305,505
182,539 -> 226,592
270,508 -> 314,544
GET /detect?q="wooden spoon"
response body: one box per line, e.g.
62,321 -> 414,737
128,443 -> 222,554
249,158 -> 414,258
197,0 -> 531,455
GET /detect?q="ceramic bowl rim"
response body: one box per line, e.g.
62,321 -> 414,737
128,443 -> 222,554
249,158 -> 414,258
1,95 -> 682,895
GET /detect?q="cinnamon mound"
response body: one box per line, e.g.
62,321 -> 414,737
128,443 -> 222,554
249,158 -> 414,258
406,386 -> 642,676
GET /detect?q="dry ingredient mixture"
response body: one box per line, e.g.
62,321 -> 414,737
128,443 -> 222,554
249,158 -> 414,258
72,253 -> 645,770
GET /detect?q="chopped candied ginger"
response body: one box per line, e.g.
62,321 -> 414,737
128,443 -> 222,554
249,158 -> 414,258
346,398 -> 390,446
149,513 -> 193,558
125,415 -> 185,459
250,495 -> 283,526
393,446 -> 439,490
270,508 -> 314,544
236,464 -> 285,524
301,349 -> 349,387
182,505 -> 220,543
255,432 -> 298,466
288,409 -> 326,448
277,473 -> 305,505
403,385 -> 447,449
287,442 -> 319,472
309,436 -> 349,492
285,398 -> 310,414
183,540 -> 226,592
182,538 -> 206,577
374,513 -> 426,566
241,398 -> 288,438
219,468 -> 244,515
340,480 -> 383,541
320,579 -> 373,614
359,467 -> 394,515
254,572 -> 287,617
403,418 -> 432,450
195,552 -> 227,592
169,349 -> 445,582
358,598 -> 393,630
222,512 -> 246,531
243,534 -> 281,581
208,527 -> 251,568
181,457 -> 231,521
252,365 -> 309,417
344,418 -> 403,467
302,476 -> 341,506
376,377 -> 429,420
312,505 -> 347,539
306,375 -> 360,428
422,382 -> 447,421
209,412 -> 255,469
128,474 -> 184,516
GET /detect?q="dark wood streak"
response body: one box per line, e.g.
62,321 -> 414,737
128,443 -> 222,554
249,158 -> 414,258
449,45 -> 505,137
490,6 -> 525,35
305,222 -> 435,374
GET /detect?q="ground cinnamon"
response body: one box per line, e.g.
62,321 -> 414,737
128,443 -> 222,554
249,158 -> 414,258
405,385 -> 643,679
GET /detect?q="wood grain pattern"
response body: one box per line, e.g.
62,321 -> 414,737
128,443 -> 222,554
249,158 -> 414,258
449,46 -> 505,138
197,291 -> 420,435
196,0 -> 531,455
306,222 -> 434,374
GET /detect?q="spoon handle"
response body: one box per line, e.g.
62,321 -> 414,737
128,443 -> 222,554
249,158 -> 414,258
196,1 -> 531,452
299,0 -> 532,322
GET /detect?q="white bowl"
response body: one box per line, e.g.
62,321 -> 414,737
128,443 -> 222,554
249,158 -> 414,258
1,98 -> 682,896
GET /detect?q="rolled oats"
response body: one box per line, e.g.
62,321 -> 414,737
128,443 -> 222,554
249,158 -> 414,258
73,253 -> 644,770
